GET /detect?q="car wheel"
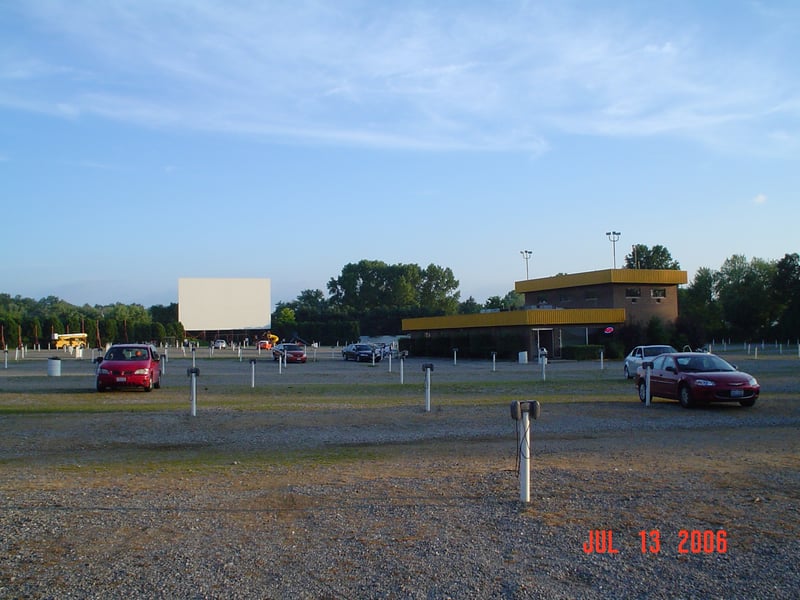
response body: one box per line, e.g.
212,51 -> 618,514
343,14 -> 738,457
144,379 -> 153,392
624,365 -> 631,379
154,376 -> 161,389
678,385 -> 694,409
637,381 -> 649,403
96,379 -> 105,392
739,398 -> 756,407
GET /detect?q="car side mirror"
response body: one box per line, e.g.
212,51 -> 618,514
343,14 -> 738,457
94,356 -> 104,364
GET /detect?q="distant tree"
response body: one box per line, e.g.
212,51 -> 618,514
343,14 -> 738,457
771,253 -> 800,339
483,296 -> 503,310
327,260 -> 460,317
502,290 -> 525,310
677,267 -> 724,346
458,296 -> 482,314
714,255 -> 777,338
625,244 -> 680,270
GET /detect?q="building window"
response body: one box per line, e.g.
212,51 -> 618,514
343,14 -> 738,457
651,288 -> 667,298
625,288 -> 641,298
559,293 -> 572,303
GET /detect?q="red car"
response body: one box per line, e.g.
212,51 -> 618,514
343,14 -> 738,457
96,344 -> 162,392
635,352 -> 759,408
272,343 -> 307,363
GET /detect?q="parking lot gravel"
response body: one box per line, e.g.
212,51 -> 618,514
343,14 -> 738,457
1,350 -> 798,598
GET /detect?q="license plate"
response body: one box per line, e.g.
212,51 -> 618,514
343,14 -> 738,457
116,377 -> 127,383
731,389 -> 743,397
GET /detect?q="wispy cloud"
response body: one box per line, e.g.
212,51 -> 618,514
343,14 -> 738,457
1,1 -> 798,155
753,193 -> 767,205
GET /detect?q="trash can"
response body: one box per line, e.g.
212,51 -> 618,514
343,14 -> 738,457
518,351 -> 528,364
47,356 -> 62,377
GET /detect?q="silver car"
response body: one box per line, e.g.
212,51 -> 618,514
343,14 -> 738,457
623,345 -> 677,379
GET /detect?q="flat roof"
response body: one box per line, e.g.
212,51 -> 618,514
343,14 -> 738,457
515,268 -> 687,294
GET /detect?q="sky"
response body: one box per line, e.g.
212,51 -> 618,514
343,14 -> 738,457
1,0 -> 798,309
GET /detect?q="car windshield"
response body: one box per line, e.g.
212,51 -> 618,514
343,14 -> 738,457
676,355 -> 735,373
283,344 -> 303,351
644,346 -> 676,357
355,345 -> 373,351
106,348 -> 148,361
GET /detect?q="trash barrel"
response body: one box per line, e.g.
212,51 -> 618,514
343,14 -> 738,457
518,351 -> 528,364
47,356 -> 62,376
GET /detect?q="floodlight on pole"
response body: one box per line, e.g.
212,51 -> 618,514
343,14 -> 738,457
605,231 -> 621,269
520,250 -> 532,279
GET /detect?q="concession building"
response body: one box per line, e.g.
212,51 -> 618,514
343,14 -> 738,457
401,268 -> 687,359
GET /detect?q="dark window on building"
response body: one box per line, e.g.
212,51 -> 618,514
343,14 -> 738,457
651,288 -> 667,298
625,288 -> 641,298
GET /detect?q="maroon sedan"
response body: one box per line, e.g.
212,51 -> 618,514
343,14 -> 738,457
96,344 -> 162,392
272,343 -> 307,363
635,352 -> 759,408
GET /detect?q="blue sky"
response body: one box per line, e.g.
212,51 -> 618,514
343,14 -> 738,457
1,1 -> 798,308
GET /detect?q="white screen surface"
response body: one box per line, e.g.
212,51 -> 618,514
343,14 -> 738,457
178,278 -> 271,331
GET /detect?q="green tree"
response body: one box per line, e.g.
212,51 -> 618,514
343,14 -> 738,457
676,267 -> 724,347
771,253 -> 800,339
483,296 -> 504,310
715,255 -> 777,338
458,296 -> 482,314
625,244 -> 681,269
502,290 -> 525,310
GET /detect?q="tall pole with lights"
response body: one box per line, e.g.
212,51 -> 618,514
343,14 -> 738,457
605,231 -> 621,269
520,250 -> 532,279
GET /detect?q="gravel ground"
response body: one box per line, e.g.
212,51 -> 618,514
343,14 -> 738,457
1,351 -> 799,599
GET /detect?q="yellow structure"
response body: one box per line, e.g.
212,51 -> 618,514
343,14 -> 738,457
402,268 -> 687,358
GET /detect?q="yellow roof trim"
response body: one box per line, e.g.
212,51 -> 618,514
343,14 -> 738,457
402,308 -> 626,331
515,268 -> 687,293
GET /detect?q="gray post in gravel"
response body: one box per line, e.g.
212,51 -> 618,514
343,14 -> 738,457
422,363 -> 434,412
511,400 -> 540,503
187,367 -> 200,416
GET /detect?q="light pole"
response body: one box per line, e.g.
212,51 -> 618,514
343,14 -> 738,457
605,231 -> 621,269
520,250 -> 532,279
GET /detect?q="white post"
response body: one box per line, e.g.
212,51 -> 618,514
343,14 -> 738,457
645,365 -> 652,407
519,410 -> 530,503
422,364 -> 434,412
188,368 -> 199,417
250,359 -> 256,388
541,356 -> 547,381
400,356 -> 405,384
453,348 -> 458,366
238,347 -> 242,362
755,347 -> 759,360
600,351 -> 604,370
191,347 -> 196,368
425,369 -> 431,412
491,352 -> 496,372
388,352 -> 392,373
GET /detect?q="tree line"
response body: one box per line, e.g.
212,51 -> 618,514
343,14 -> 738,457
0,295 -> 184,349
3,249 -> 798,350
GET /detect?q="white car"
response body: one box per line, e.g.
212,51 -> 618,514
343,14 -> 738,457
213,339 -> 227,349
623,345 -> 677,379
